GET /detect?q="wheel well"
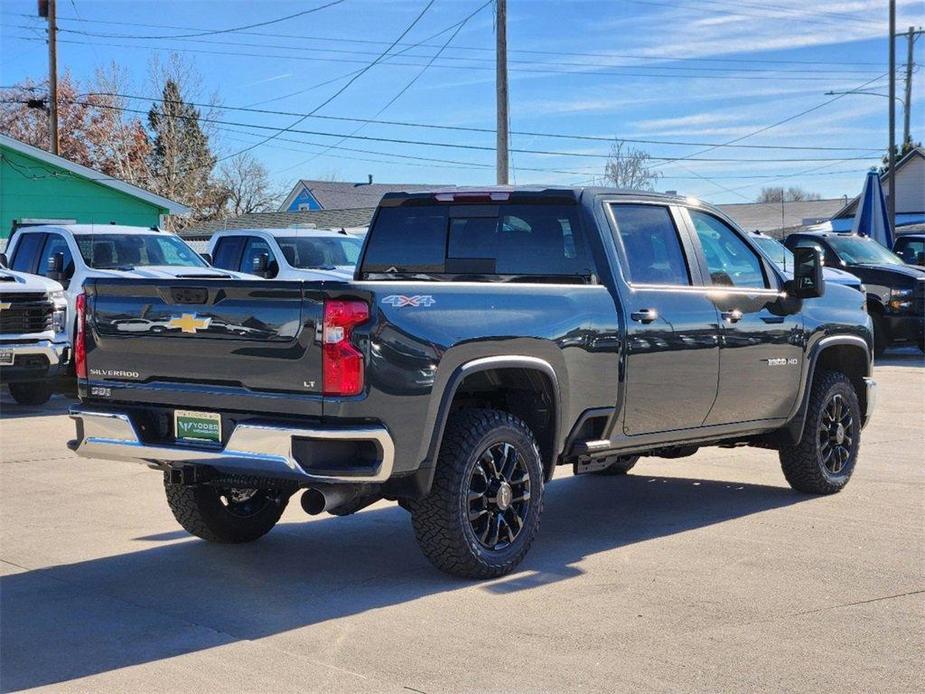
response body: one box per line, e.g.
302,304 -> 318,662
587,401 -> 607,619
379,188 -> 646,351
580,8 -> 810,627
815,344 -> 869,415
449,367 -> 558,480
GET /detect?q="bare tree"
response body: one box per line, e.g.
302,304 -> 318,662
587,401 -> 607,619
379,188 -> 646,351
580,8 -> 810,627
757,186 -> 822,203
218,153 -> 281,216
602,140 -> 661,191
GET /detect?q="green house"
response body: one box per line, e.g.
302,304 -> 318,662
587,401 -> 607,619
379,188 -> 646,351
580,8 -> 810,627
0,133 -> 189,240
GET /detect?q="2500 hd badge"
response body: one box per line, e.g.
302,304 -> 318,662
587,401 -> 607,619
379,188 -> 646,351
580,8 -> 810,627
68,187 -> 876,579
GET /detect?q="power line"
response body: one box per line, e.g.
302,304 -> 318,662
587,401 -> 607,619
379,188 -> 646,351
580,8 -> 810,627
2,97 -> 882,164
14,35 -> 895,84
211,0 -> 437,166
8,12 -> 888,66
68,90 -> 886,153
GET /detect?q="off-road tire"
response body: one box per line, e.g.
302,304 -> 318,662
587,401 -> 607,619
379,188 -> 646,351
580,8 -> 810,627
590,455 -> 639,475
411,408 -> 544,579
779,370 -> 861,494
871,312 -> 889,357
8,382 -> 52,405
163,475 -> 289,543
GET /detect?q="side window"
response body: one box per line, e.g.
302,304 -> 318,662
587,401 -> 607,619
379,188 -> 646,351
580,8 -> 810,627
10,233 -> 45,273
38,234 -> 75,278
212,237 -> 245,270
609,204 -> 690,286
689,211 -> 768,288
240,237 -> 273,273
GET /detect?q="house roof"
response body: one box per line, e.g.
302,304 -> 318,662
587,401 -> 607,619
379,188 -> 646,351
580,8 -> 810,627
716,198 -> 847,237
832,146 -> 925,219
0,133 -> 190,215
178,207 -> 376,240
281,179 -> 444,211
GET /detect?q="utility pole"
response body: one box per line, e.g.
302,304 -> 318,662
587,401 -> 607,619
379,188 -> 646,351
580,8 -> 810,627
495,0 -> 509,185
903,26 -> 915,146
887,0 -> 896,234
41,0 -> 59,155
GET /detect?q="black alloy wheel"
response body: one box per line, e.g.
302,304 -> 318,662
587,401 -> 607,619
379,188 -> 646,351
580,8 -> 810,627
466,442 -> 531,551
818,393 -> 854,475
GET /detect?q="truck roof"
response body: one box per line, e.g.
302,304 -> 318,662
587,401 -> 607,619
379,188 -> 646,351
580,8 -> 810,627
15,224 -> 167,236
211,228 -> 357,238
379,186 -> 707,209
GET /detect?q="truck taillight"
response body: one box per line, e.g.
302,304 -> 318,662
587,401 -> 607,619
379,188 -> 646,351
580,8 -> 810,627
75,293 -> 87,379
322,300 -> 369,396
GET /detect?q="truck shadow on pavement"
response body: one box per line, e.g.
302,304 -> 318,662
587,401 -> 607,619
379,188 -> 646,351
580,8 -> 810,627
1,472 -> 808,691
0,393 -> 75,420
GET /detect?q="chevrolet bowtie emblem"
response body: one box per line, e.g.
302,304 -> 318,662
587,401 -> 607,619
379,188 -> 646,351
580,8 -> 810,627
167,313 -> 212,334
0,302 -> 11,311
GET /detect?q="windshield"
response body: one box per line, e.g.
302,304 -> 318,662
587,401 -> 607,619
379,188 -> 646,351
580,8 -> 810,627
75,234 -> 207,269
750,235 -> 793,272
275,236 -> 362,269
827,236 -> 905,266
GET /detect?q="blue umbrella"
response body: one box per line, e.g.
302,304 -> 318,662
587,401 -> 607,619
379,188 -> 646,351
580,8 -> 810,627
851,169 -> 893,247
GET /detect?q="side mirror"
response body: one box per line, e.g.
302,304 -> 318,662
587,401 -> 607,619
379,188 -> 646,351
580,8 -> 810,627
790,247 -> 825,299
46,251 -> 65,282
251,252 -> 270,277
0,252 -> 8,268
199,252 -> 213,265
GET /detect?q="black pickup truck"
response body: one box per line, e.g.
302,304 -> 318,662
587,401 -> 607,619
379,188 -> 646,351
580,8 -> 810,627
68,188 -> 876,578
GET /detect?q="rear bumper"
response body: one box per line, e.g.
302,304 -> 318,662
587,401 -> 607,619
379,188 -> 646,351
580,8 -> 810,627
0,339 -> 70,384
68,406 -> 395,484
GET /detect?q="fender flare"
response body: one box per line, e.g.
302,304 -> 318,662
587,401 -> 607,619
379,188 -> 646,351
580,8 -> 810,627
784,334 -> 871,444
422,355 -> 561,484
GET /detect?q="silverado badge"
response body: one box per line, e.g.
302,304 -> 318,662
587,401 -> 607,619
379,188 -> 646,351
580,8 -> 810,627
167,313 -> 212,334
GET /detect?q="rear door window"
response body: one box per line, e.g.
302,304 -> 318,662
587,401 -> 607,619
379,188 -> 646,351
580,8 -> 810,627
608,204 -> 690,285
10,233 -> 45,273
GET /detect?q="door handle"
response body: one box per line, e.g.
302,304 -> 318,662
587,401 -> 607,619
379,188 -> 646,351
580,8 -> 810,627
721,309 -> 743,324
631,308 -> 658,323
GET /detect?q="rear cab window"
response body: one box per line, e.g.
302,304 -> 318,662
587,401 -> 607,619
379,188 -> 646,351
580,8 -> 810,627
360,195 -> 598,283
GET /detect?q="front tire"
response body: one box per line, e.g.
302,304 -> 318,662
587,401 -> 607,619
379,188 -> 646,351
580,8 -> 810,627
779,370 -> 861,494
411,409 -> 544,579
8,382 -> 52,405
164,475 -> 289,543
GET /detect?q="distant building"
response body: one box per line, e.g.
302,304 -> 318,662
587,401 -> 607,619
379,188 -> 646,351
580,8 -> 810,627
716,198 -> 846,239
278,177 -> 443,212
0,133 -> 188,239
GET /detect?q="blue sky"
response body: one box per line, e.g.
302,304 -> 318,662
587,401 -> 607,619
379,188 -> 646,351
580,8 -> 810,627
1,0 -> 923,203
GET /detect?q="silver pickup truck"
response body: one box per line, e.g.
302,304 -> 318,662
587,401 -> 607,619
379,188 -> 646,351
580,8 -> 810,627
0,266 -> 69,404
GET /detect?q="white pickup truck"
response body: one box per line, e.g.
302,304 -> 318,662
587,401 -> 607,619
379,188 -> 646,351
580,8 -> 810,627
3,224 -> 245,349
0,265 -> 69,404
207,228 -> 362,280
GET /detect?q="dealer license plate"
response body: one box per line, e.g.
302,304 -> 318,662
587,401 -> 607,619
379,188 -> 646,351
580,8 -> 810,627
174,409 -> 221,444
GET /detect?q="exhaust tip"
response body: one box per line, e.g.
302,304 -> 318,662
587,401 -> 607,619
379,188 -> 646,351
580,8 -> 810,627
300,488 -> 326,515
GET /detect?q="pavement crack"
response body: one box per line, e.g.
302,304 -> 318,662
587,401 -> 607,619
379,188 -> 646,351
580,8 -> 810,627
789,588 -> 925,616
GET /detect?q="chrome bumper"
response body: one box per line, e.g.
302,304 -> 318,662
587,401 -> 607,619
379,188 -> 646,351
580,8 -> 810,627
69,408 -> 395,484
863,376 -> 876,428
0,339 -> 70,365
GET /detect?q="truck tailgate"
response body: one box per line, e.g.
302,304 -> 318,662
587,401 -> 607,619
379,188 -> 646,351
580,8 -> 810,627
84,279 -> 324,414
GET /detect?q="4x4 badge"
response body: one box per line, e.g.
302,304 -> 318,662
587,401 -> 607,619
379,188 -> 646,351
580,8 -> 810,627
382,295 -> 435,308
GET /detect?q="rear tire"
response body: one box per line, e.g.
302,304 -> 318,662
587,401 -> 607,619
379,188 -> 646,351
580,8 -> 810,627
779,370 -> 861,495
8,382 -> 52,405
164,474 -> 289,543
589,455 -> 639,476
411,408 -> 544,579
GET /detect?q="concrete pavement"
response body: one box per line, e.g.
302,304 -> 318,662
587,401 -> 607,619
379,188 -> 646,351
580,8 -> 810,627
1,350 -> 923,692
